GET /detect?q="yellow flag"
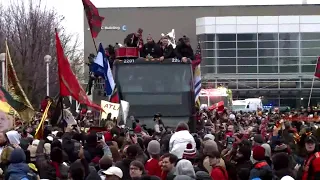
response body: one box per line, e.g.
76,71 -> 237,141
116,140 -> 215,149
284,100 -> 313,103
5,41 -> 34,121
34,101 -> 52,139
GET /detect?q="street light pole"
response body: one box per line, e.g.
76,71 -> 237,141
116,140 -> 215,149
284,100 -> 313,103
44,55 -> 52,96
0,53 -> 5,87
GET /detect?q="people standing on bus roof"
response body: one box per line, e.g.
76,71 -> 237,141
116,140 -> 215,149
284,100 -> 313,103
159,36 -> 175,61
124,28 -> 143,47
175,35 -> 195,62
140,35 -> 162,59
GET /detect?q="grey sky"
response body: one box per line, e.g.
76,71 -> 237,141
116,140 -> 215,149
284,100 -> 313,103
1,0 -> 320,49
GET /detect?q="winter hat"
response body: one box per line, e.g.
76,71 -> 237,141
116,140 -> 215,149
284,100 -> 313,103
272,152 -> 290,171
281,176 -> 294,180
238,145 -> 251,160
182,143 -> 196,159
126,144 -> 138,158
204,134 -> 215,141
32,139 -> 40,146
252,146 -> 265,161
147,140 -> 160,155
203,140 -> 218,154
28,145 -> 37,162
305,135 -> 317,144
10,148 -> 26,163
274,143 -> 288,153
261,143 -> 271,157
44,143 -> 51,155
240,139 -> 251,147
253,134 -> 264,144
229,114 -> 236,120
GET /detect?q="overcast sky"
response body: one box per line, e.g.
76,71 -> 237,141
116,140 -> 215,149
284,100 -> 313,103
1,0 -> 320,49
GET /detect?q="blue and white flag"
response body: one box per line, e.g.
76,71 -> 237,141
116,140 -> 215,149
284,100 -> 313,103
91,43 -> 115,96
194,42 -> 202,107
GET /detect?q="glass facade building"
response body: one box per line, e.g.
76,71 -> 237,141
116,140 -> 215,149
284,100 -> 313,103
196,15 -> 320,107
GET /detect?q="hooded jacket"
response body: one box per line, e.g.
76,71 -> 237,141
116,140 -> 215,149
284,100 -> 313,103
195,171 -> 211,180
175,159 -> 196,179
35,140 -> 69,180
5,148 -> 30,180
174,175 -> 195,180
249,161 -> 273,180
169,130 -> 196,159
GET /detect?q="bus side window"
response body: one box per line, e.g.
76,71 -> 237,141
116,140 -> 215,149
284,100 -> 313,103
246,104 -> 250,109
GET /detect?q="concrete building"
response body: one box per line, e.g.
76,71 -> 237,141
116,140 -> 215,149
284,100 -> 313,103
84,4 -> 320,107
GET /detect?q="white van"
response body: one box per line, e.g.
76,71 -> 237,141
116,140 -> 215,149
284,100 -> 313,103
232,98 -> 263,112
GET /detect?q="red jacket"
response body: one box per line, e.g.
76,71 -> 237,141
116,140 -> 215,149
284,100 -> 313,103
145,158 -> 162,178
211,166 -> 228,180
302,152 -> 320,180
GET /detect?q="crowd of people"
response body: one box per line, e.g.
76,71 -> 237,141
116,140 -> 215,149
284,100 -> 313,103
119,28 -> 195,61
0,105 -> 319,180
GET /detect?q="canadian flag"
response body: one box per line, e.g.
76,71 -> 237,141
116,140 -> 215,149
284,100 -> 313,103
208,101 -> 224,112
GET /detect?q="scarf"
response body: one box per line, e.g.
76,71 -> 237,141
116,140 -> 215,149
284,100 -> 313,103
50,161 -> 61,178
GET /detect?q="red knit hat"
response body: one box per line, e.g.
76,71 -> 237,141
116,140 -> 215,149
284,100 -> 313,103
253,146 -> 265,161
182,143 -> 196,159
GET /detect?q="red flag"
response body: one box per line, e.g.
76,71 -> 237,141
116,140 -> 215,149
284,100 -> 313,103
109,87 -> 120,103
192,42 -> 202,70
314,56 -> 320,78
55,30 -> 102,111
82,0 -> 105,38
208,101 -> 224,112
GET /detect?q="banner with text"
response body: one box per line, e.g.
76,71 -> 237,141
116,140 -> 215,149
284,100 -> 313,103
101,100 -> 120,119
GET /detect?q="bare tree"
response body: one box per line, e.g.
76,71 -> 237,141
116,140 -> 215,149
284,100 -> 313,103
0,0 -> 84,106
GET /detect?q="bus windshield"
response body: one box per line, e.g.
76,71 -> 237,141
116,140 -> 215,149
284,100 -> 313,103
115,63 -> 193,117
117,64 -> 191,94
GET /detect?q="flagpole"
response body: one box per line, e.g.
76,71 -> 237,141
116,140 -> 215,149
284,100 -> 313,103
4,39 -> 8,91
60,96 -> 65,131
308,57 -> 319,107
308,76 -> 315,107
92,37 -> 98,53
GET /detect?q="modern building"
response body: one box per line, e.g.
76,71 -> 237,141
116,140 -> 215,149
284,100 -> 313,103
197,15 -> 320,107
84,4 -> 320,107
